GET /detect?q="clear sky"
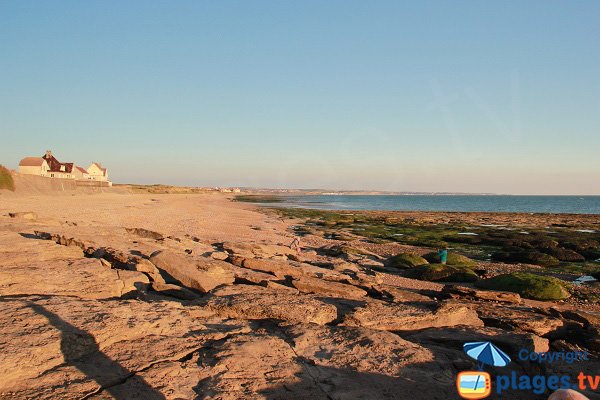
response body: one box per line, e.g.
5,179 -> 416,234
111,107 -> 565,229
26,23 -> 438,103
1,1 -> 599,194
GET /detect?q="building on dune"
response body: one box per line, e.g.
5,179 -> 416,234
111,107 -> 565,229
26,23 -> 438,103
87,162 -> 109,182
18,157 -> 50,176
18,151 -> 112,186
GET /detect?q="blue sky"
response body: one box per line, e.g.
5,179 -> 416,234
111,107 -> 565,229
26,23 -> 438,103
1,1 -> 599,194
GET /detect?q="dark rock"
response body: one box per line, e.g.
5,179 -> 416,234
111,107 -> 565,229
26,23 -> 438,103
491,250 -> 560,267
541,247 -> 585,262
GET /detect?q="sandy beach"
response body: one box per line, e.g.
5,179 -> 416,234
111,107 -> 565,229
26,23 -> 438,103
1,185 -> 599,399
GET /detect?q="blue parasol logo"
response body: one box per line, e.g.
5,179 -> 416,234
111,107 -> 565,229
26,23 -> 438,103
463,341 -> 511,370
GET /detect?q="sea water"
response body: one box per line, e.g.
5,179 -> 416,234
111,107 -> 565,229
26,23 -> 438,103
276,195 -> 600,215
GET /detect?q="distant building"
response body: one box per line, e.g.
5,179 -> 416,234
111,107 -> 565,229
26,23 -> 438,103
72,166 -> 90,180
18,157 -> 49,176
18,150 -> 111,185
87,162 -> 108,182
42,150 -> 74,179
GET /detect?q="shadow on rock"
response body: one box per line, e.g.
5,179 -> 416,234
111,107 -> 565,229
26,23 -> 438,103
27,302 -> 165,400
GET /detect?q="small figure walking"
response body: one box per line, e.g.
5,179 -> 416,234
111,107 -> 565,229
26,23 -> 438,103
290,237 -> 302,255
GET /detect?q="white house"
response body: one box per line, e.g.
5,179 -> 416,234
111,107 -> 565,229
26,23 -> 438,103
87,162 -> 108,182
18,157 -> 49,176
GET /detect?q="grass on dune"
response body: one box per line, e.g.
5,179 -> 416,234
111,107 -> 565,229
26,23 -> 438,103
0,165 -> 15,191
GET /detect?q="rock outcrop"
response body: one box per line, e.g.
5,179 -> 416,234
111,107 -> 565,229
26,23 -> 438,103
149,250 -> 234,293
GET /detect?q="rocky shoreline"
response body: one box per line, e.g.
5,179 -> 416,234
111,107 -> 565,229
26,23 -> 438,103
0,193 -> 598,399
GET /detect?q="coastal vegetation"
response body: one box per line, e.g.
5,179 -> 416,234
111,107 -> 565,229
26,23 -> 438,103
252,206 -> 600,302
476,272 -> 570,301
0,165 -> 15,191
404,264 -> 479,283
232,195 -> 284,203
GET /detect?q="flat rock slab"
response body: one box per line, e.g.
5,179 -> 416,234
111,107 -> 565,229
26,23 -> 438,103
478,305 -> 568,338
292,276 -> 368,299
402,325 -> 550,354
0,295 -> 251,399
342,300 -> 483,331
0,232 -> 148,299
442,284 -> 522,304
204,284 -> 338,325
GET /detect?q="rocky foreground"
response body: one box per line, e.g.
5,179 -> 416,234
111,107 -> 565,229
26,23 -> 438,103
0,193 -> 599,399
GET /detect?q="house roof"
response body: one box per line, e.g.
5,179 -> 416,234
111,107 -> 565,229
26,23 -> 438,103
75,166 -> 88,174
19,157 -> 46,167
42,153 -> 73,173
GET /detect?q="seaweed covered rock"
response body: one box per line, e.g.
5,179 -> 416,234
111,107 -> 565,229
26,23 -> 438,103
422,252 -> 477,267
491,250 -> 560,267
541,247 -> 585,262
386,253 -> 429,269
403,264 -> 479,283
476,272 -> 570,301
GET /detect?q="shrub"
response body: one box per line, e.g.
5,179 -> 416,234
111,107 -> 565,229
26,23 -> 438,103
476,272 -> 569,301
423,251 -> 477,267
387,253 -> 429,269
0,165 -> 15,191
404,264 -> 479,283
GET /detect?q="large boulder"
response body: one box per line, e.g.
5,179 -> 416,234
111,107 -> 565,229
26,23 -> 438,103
422,252 -> 477,267
403,264 -> 479,283
291,276 -> 368,299
476,272 -> 570,301
386,253 -> 429,269
342,300 -> 483,331
149,250 -> 234,293
541,247 -> 586,262
203,285 -> 338,325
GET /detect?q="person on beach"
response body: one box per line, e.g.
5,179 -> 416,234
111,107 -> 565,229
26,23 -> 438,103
548,389 -> 590,400
290,237 -> 302,255
438,248 -> 448,264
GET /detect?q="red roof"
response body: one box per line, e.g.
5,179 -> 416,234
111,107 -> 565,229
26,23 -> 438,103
42,153 -> 73,173
75,166 -> 88,174
19,157 -> 46,167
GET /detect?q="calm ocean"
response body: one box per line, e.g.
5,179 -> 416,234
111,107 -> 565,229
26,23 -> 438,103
277,195 -> 600,215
